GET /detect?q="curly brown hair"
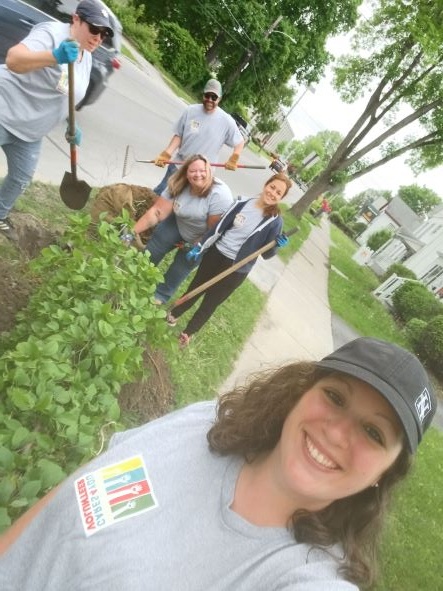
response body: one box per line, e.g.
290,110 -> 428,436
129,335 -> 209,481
207,362 -> 412,588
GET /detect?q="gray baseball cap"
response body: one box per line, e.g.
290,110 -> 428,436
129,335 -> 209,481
316,337 -> 436,453
203,79 -> 222,97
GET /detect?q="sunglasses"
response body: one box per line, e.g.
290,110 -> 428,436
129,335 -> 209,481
204,92 -> 219,101
84,20 -> 109,38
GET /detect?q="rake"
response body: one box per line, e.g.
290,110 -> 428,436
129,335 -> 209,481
122,145 -> 267,177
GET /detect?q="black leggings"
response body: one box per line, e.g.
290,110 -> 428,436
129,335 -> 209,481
171,245 -> 247,336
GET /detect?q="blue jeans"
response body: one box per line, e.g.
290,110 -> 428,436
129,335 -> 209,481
145,215 -> 198,303
0,124 -> 42,219
153,163 -> 177,195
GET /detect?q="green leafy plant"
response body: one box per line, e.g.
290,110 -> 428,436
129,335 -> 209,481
381,263 -> 417,283
0,213 -> 172,528
367,228 -> 393,252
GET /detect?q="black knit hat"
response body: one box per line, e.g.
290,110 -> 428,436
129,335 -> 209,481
316,337 -> 436,453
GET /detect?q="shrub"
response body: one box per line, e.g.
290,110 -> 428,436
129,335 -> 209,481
418,315 -> 443,375
381,263 -> 417,283
0,213 -> 172,529
108,0 -> 161,64
392,281 -> 443,322
367,228 -> 393,252
329,211 -> 344,226
404,317 -> 427,349
156,22 -> 207,86
350,221 -> 367,236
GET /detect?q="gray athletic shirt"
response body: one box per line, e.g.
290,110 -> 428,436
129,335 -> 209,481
0,22 -> 92,142
0,402 -> 358,591
163,178 -> 233,243
174,104 -> 243,162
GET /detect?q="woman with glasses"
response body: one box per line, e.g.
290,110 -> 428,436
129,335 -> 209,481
0,0 -> 113,241
153,79 -> 245,195
129,154 -> 233,305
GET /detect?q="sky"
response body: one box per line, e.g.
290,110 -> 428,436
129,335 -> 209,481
285,16 -> 443,201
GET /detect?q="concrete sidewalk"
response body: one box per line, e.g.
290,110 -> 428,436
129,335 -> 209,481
221,218 -> 334,392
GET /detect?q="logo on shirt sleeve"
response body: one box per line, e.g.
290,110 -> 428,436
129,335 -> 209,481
74,455 -> 158,537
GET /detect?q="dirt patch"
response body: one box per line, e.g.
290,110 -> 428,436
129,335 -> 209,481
0,209 -> 175,421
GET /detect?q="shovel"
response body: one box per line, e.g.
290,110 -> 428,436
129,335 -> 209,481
60,62 -> 92,210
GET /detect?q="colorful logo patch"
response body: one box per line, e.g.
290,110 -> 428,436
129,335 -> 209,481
74,455 -> 157,537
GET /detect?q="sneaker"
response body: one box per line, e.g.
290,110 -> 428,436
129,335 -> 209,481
152,298 -> 163,306
0,217 -> 18,242
178,332 -> 191,348
166,311 -> 177,327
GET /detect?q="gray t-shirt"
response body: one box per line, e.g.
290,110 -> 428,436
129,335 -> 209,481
174,104 -> 243,162
0,21 -> 92,142
163,178 -> 233,243
216,197 -> 265,259
0,402 -> 357,591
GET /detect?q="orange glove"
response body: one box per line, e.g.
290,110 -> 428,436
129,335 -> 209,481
225,153 -> 239,171
154,150 -> 171,168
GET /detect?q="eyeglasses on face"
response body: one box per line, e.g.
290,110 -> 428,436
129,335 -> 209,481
83,20 -> 109,38
204,92 -> 219,101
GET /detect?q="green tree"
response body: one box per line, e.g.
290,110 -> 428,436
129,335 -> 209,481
291,0 -> 443,215
397,184 -> 442,215
281,130 -> 343,183
137,0 -> 361,120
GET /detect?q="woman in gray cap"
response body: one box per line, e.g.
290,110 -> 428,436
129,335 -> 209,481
0,338 -> 436,590
0,0 -> 113,240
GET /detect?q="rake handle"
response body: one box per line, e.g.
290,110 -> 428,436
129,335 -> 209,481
170,225 -> 300,310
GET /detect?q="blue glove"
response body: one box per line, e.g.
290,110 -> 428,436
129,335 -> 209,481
65,123 -> 82,146
186,243 -> 202,262
52,40 -> 79,64
276,234 -> 289,248
120,232 -> 135,245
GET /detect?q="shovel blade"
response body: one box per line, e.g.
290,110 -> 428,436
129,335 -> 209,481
60,172 -> 92,210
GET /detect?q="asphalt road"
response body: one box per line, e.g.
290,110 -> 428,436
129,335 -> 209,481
0,51 -> 303,205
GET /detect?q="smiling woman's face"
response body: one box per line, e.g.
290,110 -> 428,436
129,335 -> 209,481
271,374 -> 404,512
186,159 -> 208,192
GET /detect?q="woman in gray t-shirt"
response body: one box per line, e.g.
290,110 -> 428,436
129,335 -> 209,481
132,154 -> 233,304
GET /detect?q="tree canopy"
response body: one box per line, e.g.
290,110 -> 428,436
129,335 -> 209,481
291,0 -> 443,215
136,0 -> 361,124
397,184 -> 442,215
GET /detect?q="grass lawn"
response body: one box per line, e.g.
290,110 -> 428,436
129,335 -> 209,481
327,223 -> 443,591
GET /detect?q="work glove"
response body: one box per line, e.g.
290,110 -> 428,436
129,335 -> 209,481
65,123 -> 82,146
225,153 -> 239,171
185,243 -> 202,262
120,231 -> 135,246
276,233 -> 289,248
52,39 -> 79,64
154,150 -> 171,168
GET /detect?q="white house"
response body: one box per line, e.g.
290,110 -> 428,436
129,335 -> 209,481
356,196 -> 421,246
371,204 -> 443,304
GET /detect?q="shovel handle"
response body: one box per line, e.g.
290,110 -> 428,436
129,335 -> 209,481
170,225 -> 300,309
67,61 -> 77,180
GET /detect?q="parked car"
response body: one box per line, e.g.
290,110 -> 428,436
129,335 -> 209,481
229,112 -> 251,144
0,0 -> 122,109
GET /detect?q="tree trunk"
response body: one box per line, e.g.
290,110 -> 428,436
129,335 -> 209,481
290,173 -> 334,217
205,32 -> 226,67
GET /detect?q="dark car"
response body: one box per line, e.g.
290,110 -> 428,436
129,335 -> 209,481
0,0 -> 122,109
229,112 -> 251,144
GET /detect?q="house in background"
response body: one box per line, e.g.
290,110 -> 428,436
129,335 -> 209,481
356,196 -> 422,246
370,204 -> 443,306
